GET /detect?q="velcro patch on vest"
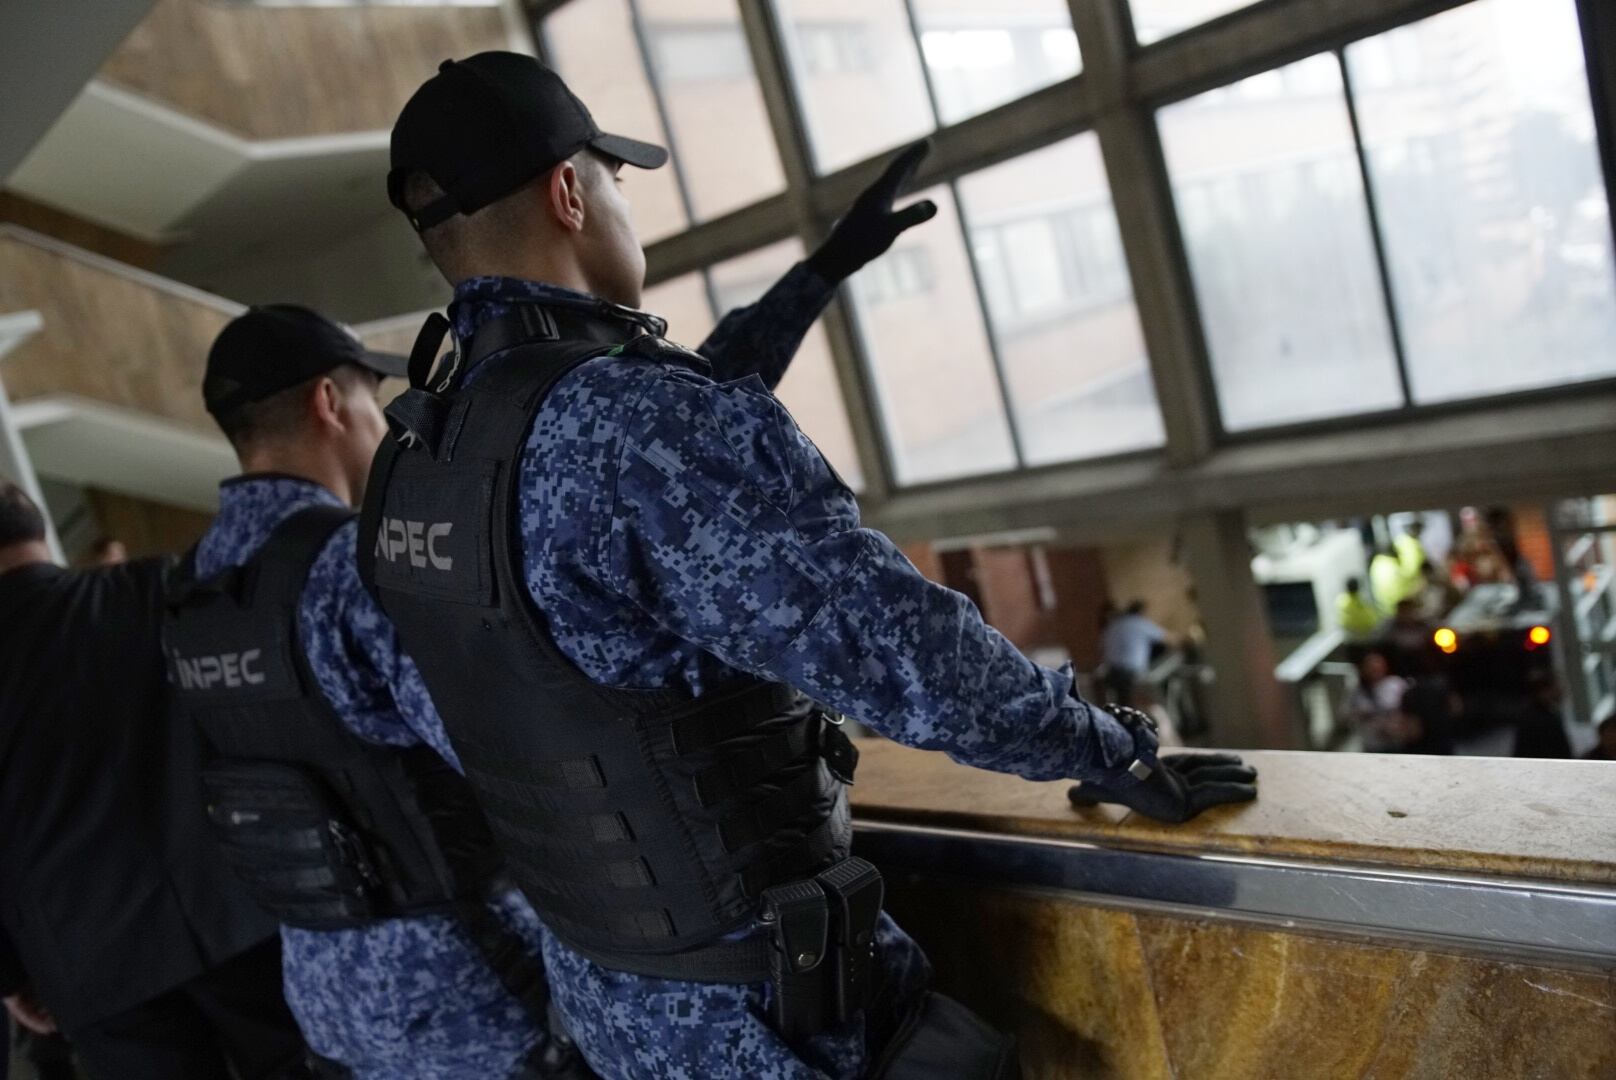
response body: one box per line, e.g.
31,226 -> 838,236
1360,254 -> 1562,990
371,460 -> 497,605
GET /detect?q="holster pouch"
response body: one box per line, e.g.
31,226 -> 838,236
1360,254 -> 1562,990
874,993 -> 1021,1080
763,878 -> 829,1041
200,759 -> 382,929
762,855 -> 885,1040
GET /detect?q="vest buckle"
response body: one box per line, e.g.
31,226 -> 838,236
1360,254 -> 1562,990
817,711 -> 859,786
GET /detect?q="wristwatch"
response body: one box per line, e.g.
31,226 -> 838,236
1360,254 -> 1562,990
1107,704 -> 1160,781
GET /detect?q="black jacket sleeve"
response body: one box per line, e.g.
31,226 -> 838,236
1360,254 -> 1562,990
0,920 -> 27,997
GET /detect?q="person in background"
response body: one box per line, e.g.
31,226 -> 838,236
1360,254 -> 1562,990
1416,560 -> 1463,621
0,481 -> 308,1080
1386,598 -> 1436,676
1583,717 -> 1616,761
1369,544 -> 1409,613
1347,650 -> 1417,753
1396,680 -> 1456,756
1514,669 -> 1574,759
89,536 -> 127,566
1335,576 -> 1381,637
1394,520 -> 1427,584
1101,599 -> 1169,707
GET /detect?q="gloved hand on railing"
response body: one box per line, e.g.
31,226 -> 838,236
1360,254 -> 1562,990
1069,705 -> 1257,824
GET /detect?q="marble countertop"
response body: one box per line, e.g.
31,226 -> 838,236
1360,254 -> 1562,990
847,740 -> 1616,884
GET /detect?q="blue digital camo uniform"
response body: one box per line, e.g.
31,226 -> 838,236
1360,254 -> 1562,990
190,264 -> 842,1080
439,266 -> 1139,1080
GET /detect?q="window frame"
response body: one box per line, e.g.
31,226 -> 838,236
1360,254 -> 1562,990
528,0 -> 1616,494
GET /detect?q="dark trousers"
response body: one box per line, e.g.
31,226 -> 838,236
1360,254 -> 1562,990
69,939 -> 308,1080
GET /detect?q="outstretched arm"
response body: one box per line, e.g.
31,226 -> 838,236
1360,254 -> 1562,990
696,141 -> 938,388
581,365 -> 1255,819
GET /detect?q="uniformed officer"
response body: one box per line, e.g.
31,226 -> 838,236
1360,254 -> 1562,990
166,306 -> 584,1080
169,212 -> 872,1077
0,481 -> 309,1080
368,52 -> 1259,1079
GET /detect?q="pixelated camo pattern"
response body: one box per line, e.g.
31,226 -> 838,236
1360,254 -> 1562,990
442,274 -> 1138,1076
195,477 -> 549,1080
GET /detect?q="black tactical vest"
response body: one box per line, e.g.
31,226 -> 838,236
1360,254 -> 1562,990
357,305 -> 857,977
165,505 -> 502,930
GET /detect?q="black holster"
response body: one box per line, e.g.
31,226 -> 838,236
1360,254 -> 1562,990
762,856 -> 884,1041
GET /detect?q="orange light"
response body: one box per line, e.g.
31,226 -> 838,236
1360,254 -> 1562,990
1433,627 -> 1458,654
1528,625 -> 1551,647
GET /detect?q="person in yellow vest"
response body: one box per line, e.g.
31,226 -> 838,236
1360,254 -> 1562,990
1394,521 -> 1428,590
1336,576 -> 1381,637
1369,545 -> 1408,612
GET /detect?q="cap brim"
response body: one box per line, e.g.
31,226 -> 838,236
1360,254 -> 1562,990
591,133 -> 669,170
355,349 -> 410,380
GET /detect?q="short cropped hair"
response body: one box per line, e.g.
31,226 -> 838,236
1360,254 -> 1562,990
400,153 -> 608,284
213,364 -> 375,452
0,480 -> 46,549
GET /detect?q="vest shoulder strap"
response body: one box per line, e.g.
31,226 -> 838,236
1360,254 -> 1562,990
251,504 -> 357,609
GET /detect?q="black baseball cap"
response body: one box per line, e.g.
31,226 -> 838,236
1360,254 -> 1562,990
387,51 -> 668,233
204,305 -> 408,418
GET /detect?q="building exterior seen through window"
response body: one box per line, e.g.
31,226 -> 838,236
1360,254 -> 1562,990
544,0 -> 1616,488
1347,0 -> 1616,405
1160,55 -> 1406,432
1161,0 -> 1616,433
958,134 -> 1165,466
545,0 -> 785,237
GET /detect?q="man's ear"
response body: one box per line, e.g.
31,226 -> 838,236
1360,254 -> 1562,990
309,376 -> 345,434
546,160 -> 587,233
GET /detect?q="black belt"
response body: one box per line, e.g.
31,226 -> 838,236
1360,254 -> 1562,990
549,856 -> 885,1041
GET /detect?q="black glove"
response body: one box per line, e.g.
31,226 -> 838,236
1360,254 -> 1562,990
807,139 -> 939,283
1067,706 -> 1257,824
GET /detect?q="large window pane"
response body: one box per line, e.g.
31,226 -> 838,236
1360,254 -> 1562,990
1160,55 -> 1405,432
911,0 -> 1081,125
636,0 -> 787,219
548,0 -> 688,242
850,186 -> 1017,483
1348,0 -> 1616,404
957,135 -> 1165,464
775,0 -> 935,173
710,240 -> 865,490
1130,0 -> 1262,46
642,272 -> 716,345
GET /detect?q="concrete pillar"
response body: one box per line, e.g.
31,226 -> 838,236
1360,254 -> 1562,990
1179,509 -> 1294,748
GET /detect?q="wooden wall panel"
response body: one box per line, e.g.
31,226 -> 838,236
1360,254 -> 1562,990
85,488 -> 212,559
100,0 -> 516,139
0,228 -> 233,431
0,193 -> 161,270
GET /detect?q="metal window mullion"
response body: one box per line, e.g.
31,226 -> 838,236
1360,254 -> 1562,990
738,0 -> 900,501
1575,0 -> 1616,269
947,179 -> 1030,469
623,0 -> 705,243
1070,0 -> 1223,464
898,0 -> 1026,468
1338,47 -> 1416,410
895,0 -> 943,130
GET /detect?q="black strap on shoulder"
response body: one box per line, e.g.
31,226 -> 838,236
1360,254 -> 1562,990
466,305 -> 562,368
252,504 -> 356,602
